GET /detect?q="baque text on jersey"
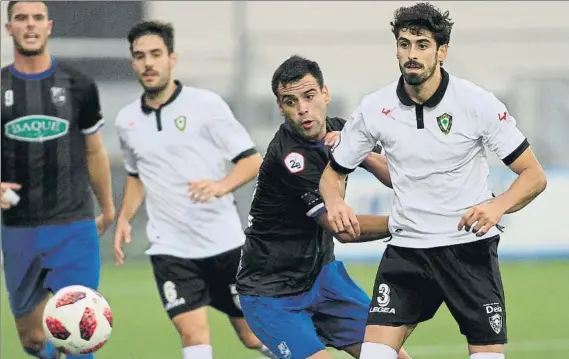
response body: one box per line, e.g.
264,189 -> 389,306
4,115 -> 69,142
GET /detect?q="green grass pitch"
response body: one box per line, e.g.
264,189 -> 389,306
2,261 -> 568,359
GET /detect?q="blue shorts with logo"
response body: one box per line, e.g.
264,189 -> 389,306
239,261 -> 370,359
2,220 -> 100,318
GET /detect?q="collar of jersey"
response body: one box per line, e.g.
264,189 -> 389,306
9,57 -> 56,81
283,117 -> 334,148
396,68 -> 449,107
140,80 -> 183,114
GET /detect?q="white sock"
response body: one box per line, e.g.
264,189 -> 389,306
470,353 -> 505,359
360,342 -> 398,359
259,345 -> 278,358
182,344 -> 213,359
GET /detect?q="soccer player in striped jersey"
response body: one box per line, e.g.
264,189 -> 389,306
1,2 -> 114,359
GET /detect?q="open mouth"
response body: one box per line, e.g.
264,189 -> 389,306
301,120 -> 314,129
23,33 -> 39,41
406,64 -> 422,70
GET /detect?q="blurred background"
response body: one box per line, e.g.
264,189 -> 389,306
1,1 -> 568,359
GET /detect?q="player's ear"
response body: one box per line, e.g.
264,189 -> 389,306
5,22 -> 12,36
438,44 -> 448,64
322,85 -> 330,105
47,19 -> 53,37
276,98 -> 285,116
169,52 -> 178,68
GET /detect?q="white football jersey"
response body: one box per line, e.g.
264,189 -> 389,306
116,82 -> 256,258
331,69 -> 527,248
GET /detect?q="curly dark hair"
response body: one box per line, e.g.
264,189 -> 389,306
271,55 -> 324,97
127,20 -> 175,54
390,2 -> 454,47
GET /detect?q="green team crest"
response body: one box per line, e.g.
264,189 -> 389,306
436,113 -> 452,135
174,116 -> 187,131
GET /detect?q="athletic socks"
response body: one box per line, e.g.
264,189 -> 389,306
24,341 -> 58,359
182,344 -> 213,359
259,344 -> 279,358
360,342 -> 398,359
67,354 -> 93,359
470,353 -> 505,359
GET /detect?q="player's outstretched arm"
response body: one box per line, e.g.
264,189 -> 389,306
319,164 -> 360,238
458,147 -> 547,236
85,132 -> 115,235
114,175 -> 145,266
495,147 -> 547,214
189,152 -> 262,202
315,211 -> 390,243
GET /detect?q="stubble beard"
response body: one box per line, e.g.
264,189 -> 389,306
14,39 -> 45,57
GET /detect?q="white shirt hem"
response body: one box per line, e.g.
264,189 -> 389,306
144,241 -> 243,259
387,230 -> 501,249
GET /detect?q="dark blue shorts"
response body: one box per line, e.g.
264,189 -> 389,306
2,220 -> 100,318
239,261 -> 370,359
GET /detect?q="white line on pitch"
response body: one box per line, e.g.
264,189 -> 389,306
252,338 -> 569,359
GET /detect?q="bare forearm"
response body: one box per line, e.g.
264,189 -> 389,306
118,176 -> 145,222
218,154 -> 262,195
87,151 -> 114,214
318,212 -> 390,243
320,165 -> 348,204
339,215 -> 390,242
495,167 -> 547,214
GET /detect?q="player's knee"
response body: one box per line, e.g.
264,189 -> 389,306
177,321 -> 210,346
469,344 -> 505,355
180,331 -> 209,347
172,309 -> 210,346
364,324 -> 410,351
238,329 -> 263,349
230,318 -> 262,349
19,327 -> 47,355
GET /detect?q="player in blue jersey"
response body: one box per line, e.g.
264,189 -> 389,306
236,55 -> 411,359
1,2 -> 114,359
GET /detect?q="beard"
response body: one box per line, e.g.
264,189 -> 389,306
400,59 -> 437,86
14,38 -> 45,57
140,75 -> 170,98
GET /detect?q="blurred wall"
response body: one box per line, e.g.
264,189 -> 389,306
1,1 -> 568,262
147,1 -> 569,98
146,1 -> 569,165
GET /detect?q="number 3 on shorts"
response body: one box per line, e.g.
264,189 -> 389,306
376,283 -> 391,307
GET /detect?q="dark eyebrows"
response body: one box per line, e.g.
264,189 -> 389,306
281,88 -> 316,100
398,36 -> 433,44
280,94 -> 297,102
132,48 -> 163,56
13,11 -> 47,18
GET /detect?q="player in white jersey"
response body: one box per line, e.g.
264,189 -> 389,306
319,3 -> 547,359
113,21 -> 278,359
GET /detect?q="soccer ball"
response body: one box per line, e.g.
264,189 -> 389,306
42,285 -> 113,356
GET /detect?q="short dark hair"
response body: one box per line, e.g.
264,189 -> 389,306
7,1 -> 48,21
271,55 -> 324,97
390,2 -> 454,47
127,20 -> 174,54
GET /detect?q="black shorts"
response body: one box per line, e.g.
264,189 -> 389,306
367,236 -> 507,345
150,246 -> 244,319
